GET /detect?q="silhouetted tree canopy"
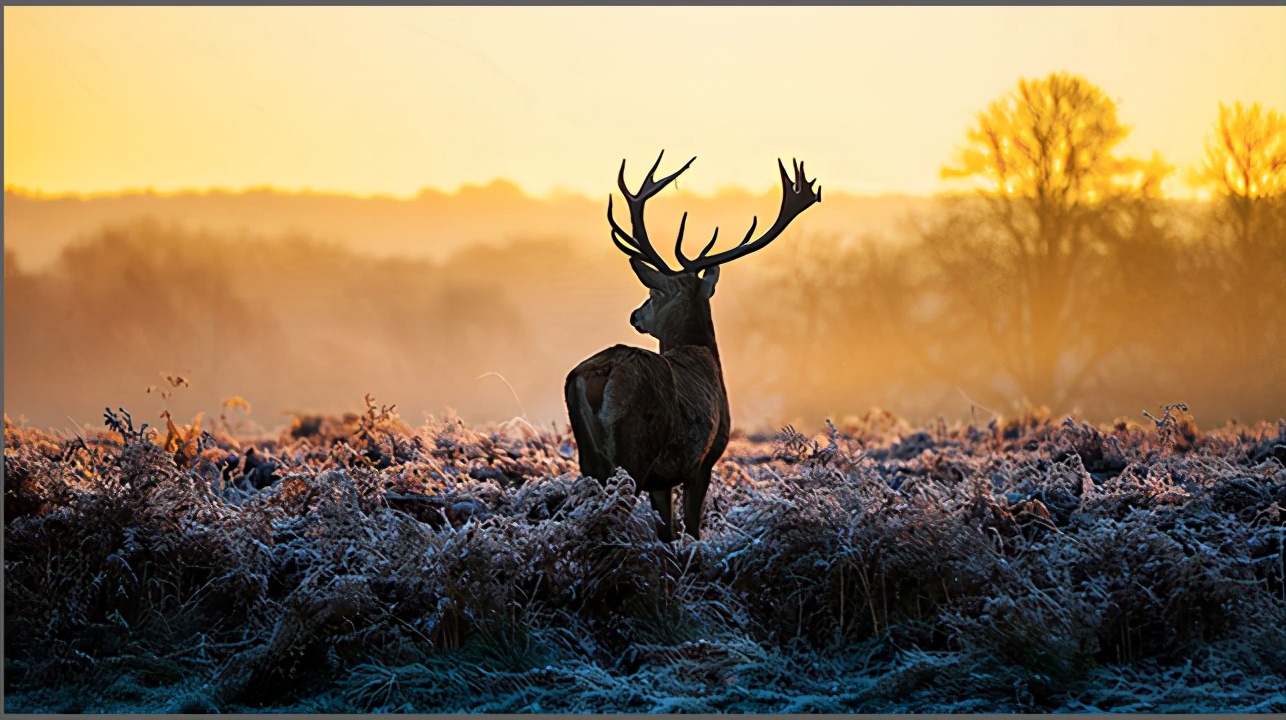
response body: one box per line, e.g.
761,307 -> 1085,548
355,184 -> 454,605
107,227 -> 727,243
918,72 -> 1173,411
942,72 -> 1169,205
1196,101 -> 1286,203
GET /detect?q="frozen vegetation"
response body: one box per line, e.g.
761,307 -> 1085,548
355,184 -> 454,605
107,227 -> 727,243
4,401 -> 1285,712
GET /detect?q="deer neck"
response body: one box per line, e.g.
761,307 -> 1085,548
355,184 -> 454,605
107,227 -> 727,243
660,304 -> 722,369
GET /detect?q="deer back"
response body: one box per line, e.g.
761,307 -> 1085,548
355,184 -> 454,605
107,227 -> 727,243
575,343 -> 726,488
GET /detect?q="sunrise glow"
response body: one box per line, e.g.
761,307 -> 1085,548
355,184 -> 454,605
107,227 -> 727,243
6,6 -> 1285,199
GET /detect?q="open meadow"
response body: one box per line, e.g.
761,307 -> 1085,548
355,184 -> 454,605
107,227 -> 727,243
5,403 -> 1285,712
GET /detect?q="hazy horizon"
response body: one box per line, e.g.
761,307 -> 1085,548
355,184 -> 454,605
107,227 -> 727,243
3,179 -> 947,275
2,178 -> 938,202
6,186 -> 1284,433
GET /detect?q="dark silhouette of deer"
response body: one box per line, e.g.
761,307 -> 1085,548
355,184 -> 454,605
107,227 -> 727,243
565,152 -> 821,541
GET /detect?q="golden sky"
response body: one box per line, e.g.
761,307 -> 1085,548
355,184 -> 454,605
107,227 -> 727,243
6,6 -> 1285,198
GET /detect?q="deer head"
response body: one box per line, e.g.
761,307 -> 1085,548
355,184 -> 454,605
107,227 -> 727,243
608,152 -> 821,349
626,258 -> 720,338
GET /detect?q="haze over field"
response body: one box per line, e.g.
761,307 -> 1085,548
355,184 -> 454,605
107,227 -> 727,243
2,185 -> 931,271
4,7 -> 1285,433
3,189 -> 936,432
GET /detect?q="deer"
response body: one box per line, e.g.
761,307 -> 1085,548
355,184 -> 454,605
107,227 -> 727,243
564,151 -> 821,541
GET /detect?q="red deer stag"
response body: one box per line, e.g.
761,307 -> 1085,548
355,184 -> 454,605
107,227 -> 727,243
565,152 -> 821,541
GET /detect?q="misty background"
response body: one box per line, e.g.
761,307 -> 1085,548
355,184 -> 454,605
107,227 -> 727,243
5,189 -> 1281,435
5,78 -> 1285,434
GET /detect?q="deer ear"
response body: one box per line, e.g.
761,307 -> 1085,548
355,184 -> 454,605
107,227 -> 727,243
629,257 -> 668,289
699,265 -> 720,298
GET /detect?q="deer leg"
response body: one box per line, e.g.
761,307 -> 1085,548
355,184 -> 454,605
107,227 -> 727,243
575,441 -> 612,483
648,488 -> 675,542
683,464 -> 714,540
565,370 -> 612,481
607,425 -> 672,540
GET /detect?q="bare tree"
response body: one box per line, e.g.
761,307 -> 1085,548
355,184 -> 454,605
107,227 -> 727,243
1186,101 -> 1286,419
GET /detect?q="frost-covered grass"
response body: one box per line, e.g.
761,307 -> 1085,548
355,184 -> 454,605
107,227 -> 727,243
4,402 -> 1285,712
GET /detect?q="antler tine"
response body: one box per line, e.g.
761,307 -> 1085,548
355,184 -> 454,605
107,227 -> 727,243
676,223 -> 722,270
607,152 -> 697,274
607,195 -> 647,259
677,157 -> 821,273
617,151 -> 697,202
738,216 -> 759,249
616,157 -> 635,199
697,227 -> 720,261
616,151 -> 664,196
643,150 -> 666,187
672,212 -> 689,267
647,155 -> 696,199
608,185 -> 672,271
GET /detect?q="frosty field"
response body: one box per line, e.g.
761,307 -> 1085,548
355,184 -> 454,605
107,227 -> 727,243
4,403 -> 1285,713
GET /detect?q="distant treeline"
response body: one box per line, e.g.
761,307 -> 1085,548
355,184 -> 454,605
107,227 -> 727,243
4,221 -> 624,432
3,193 -> 1283,432
720,196 -> 1285,426
2,181 -> 931,270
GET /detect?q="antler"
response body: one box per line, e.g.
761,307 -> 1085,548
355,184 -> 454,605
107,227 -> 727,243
607,153 -> 821,275
675,158 -> 821,272
607,150 -> 694,275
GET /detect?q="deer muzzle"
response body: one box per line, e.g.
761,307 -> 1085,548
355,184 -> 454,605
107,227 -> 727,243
630,308 -> 646,333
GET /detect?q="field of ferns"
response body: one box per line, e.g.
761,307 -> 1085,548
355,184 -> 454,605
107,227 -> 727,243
5,399 -> 1286,713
